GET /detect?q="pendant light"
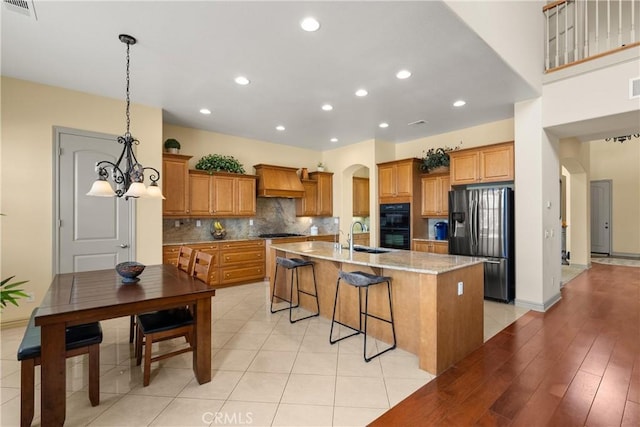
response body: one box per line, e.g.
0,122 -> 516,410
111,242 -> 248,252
87,34 -> 164,200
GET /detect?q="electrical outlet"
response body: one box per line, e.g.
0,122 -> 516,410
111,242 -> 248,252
196,220 -> 201,227
174,220 -> 180,228
457,282 -> 464,296
334,218 -> 339,224
26,292 -> 35,302
249,219 -> 254,226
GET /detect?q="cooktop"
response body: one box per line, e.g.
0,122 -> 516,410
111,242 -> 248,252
258,233 -> 305,238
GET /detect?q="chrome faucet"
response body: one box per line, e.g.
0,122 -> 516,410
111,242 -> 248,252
349,221 -> 364,253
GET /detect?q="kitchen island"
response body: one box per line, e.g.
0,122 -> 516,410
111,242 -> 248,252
269,241 -> 485,375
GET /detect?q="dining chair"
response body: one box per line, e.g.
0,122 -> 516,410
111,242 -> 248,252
128,246 -> 196,343
134,249 -> 213,386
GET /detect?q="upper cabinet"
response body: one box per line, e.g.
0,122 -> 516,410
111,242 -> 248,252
377,158 -> 421,204
163,154 -> 192,217
187,170 -> 257,217
421,173 -> 450,217
449,142 -> 514,186
353,177 -> 370,216
296,171 -> 333,217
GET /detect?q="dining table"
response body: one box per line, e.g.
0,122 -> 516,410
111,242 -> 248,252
34,264 -> 217,426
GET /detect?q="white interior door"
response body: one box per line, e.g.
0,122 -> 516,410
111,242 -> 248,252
590,180 -> 611,255
56,128 -> 133,273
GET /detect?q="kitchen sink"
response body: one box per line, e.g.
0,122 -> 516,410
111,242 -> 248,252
352,245 -> 392,254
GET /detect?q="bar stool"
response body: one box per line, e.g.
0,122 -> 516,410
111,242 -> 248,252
329,270 -> 396,362
271,256 -> 320,323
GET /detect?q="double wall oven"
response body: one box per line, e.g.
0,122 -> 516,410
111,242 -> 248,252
379,203 -> 410,249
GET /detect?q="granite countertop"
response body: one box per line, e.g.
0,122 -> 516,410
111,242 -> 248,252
270,241 -> 484,275
163,233 -> 336,246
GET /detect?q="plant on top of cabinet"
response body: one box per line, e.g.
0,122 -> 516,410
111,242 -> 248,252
419,145 -> 460,173
163,138 -> 181,153
196,154 -> 245,174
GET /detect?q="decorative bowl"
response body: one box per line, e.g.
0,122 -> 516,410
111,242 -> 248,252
115,262 -> 145,283
211,230 -> 227,240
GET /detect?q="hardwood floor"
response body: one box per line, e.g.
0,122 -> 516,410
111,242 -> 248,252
369,263 -> 640,426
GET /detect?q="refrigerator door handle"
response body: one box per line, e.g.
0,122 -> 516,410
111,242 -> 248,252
484,260 -> 502,264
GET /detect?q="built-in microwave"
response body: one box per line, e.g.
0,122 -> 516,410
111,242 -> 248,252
379,203 -> 410,249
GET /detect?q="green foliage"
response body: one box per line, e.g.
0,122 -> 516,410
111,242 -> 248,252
1,276 -> 29,308
420,146 -> 459,172
195,154 -> 246,174
164,138 -> 181,149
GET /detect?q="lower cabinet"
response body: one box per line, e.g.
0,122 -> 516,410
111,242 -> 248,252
162,240 -> 265,287
413,240 -> 449,254
352,233 -> 370,246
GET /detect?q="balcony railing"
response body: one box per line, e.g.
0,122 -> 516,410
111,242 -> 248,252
544,0 -> 640,72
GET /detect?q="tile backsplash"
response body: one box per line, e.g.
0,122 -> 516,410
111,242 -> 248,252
163,198 -> 346,243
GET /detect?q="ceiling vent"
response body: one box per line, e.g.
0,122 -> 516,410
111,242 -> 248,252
3,0 -> 37,19
631,77 -> 640,99
408,120 -> 427,126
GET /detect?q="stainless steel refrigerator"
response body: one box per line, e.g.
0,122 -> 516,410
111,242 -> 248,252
448,187 -> 515,302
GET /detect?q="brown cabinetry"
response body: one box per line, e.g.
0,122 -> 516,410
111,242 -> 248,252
449,142 -> 514,186
352,233 -> 370,246
378,158 -> 421,203
219,240 -> 265,285
296,172 -> 333,217
413,240 -> 449,254
353,177 -> 370,216
187,170 -> 257,217
163,154 -> 192,216
421,174 -> 450,217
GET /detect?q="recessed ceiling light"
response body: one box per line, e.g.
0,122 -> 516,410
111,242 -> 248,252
379,122 -> 389,128
321,104 -> 333,111
199,108 -> 211,115
330,138 -> 338,142
396,69 -> 412,79
276,125 -> 285,131
355,89 -> 368,97
234,76 -> 250,85
300,17 -> 320,32
453,100 -> 466,107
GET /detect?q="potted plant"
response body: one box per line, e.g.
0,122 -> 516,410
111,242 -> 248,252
1,276 -> 28,309
164,138 -> 181,154
317,162 -> 326,172
195,154 -> 245,174
420,146 -> 458,173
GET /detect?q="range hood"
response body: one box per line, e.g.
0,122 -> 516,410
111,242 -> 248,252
253,164 -> 305,198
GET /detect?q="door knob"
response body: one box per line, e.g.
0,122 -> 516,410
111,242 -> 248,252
119,244 -> 129,248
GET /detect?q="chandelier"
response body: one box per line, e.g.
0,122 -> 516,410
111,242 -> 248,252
87,34 -> 164,200
605,134 -> 640,143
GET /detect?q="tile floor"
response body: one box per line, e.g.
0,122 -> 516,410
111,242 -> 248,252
1,281 -> 528,427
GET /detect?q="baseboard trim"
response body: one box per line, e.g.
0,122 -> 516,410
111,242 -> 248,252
1,318 -> 29,330
515,292 -> 562,312
610,252 -> 640,259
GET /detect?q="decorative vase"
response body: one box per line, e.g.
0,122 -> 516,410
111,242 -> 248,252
167,148 -> 179,154
300,168 -> 309,179
317,166 -> 325,172
429,166 -> 449,174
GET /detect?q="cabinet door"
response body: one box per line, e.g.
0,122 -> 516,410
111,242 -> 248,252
413,241 -> 432,252
236,176 -> 257,216
189,172 -> 213,216
353,177 -> 370,216
480,143 -> 514,182
395,161 -> 414,197
162,155 -> 191,216
421,176 -> 439,216
316,173 -> 333,216
438,175 -> 451,216
433,241 -> 449,254
296,180 -> 318,216
378,164 -> 396,199
162,245 -> 181,265
211,175 -> 235,216
450,151 -> 479,186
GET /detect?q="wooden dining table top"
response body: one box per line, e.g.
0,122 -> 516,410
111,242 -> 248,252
35,264 -> 216,327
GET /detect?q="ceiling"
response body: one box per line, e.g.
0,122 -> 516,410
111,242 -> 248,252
1,1 -> 538,151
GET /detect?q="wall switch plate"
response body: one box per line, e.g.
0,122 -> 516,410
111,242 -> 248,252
174,220 -> 180,228
249,219 -> 254,226
334,218 -> 339,224
196,220 -> 201,227
26,292 -> 35,302
457,282 -> 464,296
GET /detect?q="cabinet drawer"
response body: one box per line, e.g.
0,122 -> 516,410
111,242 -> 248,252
220,249 -> 264,266
220,240 -> 265,250
220,265 -> 265,285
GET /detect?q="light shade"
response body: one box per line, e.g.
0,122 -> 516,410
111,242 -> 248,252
145,183 -> 166,199
86,179 -> 116,197
123,182 -> 147,199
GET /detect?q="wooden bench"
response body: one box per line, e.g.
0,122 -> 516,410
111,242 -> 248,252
17,308 -> 102,427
